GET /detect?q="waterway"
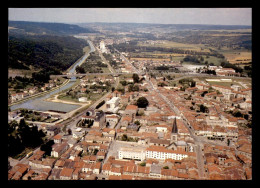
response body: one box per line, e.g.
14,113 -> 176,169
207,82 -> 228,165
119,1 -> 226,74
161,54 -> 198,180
10,40 -> 95,113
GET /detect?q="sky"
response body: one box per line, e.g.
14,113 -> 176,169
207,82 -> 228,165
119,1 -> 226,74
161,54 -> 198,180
8,8 -> 252,26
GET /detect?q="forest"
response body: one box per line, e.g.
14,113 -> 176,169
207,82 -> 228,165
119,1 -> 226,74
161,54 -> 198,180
8,33 -> 88,84
8,119 -> 46,158
9,21 -> 96,35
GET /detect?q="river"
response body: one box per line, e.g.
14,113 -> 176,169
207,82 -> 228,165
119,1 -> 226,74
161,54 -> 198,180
10,40 -> 95,113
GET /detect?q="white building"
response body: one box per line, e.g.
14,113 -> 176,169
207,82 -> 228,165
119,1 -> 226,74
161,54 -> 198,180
100,41 -> 107,53
106,97 -> 120,113
145,146 -> 189,161
118,147 -> 146,161
78,97 -> 88,102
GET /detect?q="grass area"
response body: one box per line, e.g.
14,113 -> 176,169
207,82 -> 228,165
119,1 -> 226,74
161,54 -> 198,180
222,51 -> 251,64
88,92 -> 105,101
137,40 -> 210,52
206,81 -> 233,88
101,67 -> 111,73
119,74 -> 133,79
57,94 -> 81,103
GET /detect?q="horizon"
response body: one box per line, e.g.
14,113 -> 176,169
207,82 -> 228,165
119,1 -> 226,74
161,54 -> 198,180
8,20 -> 252,27
8,8 -> 252,26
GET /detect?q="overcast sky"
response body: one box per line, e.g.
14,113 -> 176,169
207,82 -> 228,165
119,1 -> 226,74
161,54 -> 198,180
8,8 -> 252,26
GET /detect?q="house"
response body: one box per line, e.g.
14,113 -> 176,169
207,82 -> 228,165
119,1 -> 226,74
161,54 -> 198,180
148,138 -> 170,147
46,126 -> 60,137
51,142 -> 69,158
125,105 -> 138,117
53,134 -> 63,144
105,114 -> 120,127
96,151 -> 106,161
112,90 -> 122,98
121,116 -> 132,127
126,123 -> 140,131
60,168 -> 73,180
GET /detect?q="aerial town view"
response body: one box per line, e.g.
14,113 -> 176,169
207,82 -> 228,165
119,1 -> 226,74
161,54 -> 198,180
8,8 -> 252,180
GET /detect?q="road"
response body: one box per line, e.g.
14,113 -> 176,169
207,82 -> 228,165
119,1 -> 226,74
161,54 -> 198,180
117,49 -> 208,179
61,42 -> 120,133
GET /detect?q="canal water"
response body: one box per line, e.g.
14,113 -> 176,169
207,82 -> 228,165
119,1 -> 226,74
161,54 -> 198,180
10,40 -> 95,113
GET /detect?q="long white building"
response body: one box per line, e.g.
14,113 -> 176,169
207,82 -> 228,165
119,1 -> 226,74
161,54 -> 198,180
118,145 -> 191,161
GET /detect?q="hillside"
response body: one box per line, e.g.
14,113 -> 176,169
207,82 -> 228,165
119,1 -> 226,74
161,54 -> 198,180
8,33 -> 88,83
8,21 -> 97,35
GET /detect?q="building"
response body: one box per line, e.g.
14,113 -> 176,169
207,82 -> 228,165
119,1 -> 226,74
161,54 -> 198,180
93,111 -> 106,128
100,41 -> 107,53
118,147 -> 146,161
125,105 -> 138,117
106,97 -> 120,113
105,114 -> 120,127
78,97 -> 88,102
46,126 -> 60,137
145,146 -> 189,161
51,142 -> 69,158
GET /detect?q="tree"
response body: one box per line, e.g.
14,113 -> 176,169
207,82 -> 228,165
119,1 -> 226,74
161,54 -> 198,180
163,166 -> 169,169
136,97 -> 149,108
120,80 -> 127,86
134,121 -> 140,125
68,128 -> 72,135
227,139 -> 230,146
199,104 -> 208,113
133,73 -> 139,83
122,134 -> 128,141
40,140 -> 54,156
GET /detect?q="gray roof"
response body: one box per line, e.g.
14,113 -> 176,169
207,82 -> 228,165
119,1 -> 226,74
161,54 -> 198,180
150,164 -> 161,174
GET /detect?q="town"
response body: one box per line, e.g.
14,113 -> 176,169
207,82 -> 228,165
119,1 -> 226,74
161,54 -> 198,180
8,38 -> 252,180
8,9 -> 252,181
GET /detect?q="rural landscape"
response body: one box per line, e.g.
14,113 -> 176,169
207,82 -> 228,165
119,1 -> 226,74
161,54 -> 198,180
8,8 -> 252,181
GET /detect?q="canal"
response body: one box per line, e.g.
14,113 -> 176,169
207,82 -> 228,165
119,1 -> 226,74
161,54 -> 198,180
10,40 -> 95,113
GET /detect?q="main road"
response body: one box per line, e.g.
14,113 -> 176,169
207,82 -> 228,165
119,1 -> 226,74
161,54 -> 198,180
60,42 -> 120,133
117,49 -> 207,179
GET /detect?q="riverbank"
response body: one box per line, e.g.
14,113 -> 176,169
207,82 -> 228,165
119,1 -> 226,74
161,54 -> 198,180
9,79 -> 70,108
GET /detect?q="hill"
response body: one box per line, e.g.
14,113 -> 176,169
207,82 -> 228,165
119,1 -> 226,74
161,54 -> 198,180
8,21 -> 97,35
8,32 -> 88,83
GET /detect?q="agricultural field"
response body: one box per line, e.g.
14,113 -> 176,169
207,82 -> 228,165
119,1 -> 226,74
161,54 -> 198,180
137,40 -> 211,52
222,51 -> 252,64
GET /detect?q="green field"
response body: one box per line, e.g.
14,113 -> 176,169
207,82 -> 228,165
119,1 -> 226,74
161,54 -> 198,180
137,41 -> 210,52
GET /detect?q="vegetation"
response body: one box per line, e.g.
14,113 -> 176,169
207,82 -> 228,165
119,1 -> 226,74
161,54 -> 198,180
8,33 -> 88,86
136,97 -> 149,108
40,140 -> 54,156
120,134 -> 139,142
96,100 -> 105,109
9,21 -> 96,35
133,73 -> 140,83
8,119 -> 46,158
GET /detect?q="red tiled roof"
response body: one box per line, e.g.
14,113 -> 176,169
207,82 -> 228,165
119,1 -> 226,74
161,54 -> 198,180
60,168 -> 73,177
125,105 -> 138,110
